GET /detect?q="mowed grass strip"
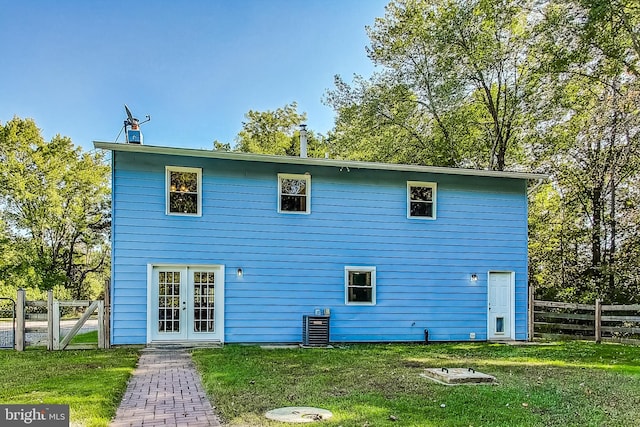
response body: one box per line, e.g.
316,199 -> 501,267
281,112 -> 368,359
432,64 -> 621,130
192,342 -> 640,426
0,348 -> 139,427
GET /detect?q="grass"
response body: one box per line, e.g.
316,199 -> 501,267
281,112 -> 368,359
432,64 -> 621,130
192,341 -> 640,426
69,330 -> 99,344
0,348 -> 139,427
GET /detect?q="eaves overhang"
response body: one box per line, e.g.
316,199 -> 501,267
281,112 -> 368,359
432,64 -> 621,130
94,141 -> 548,181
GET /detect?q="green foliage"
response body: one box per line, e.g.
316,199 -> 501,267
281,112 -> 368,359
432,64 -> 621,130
527,0 -> 640,303
235,102 -> 331,158
0,117 -> 110,300
326,0 -> 535,171
236,102 -> 305,155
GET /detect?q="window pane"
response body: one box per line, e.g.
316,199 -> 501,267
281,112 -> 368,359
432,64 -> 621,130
349,287 -> 372,303
410,186 -> 432,202
281,179 -> 306,195
158,270 -> 182,333
281,195 -> 307,212
170,171 -> 198,193
170,192 -> 198,214
410,201 -> 433,217
349,271 -> 371,287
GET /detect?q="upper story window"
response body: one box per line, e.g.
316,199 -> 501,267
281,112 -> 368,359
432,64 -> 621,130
166,166 -> 202,216
345,266 -> 376,305
407,181 -> 437,219
278,173 -> 311,214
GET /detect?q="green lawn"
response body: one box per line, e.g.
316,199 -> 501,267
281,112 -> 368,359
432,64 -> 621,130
0,348 -> 139,427
192,341 -> 640,426
69,330 -> 99,344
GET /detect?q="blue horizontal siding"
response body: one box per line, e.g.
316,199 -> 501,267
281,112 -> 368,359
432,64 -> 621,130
110,151 -> 530,344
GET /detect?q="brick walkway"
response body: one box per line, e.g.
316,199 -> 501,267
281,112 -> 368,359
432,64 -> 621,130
111,348 -> 222,426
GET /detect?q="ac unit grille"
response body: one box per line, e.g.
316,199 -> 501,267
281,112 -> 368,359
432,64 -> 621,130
302,315 -> 330,347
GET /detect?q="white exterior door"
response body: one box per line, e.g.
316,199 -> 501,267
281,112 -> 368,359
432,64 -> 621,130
488,272 -> 514,340
149,265 -> 224,342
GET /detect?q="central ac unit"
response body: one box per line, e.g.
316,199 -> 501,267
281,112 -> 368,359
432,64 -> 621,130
302,315 -> 330,347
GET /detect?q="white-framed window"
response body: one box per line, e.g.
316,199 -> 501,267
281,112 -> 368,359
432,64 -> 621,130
166,166 -> 202,216
407,181 -> 437,219
278,173 -> 311,214
345,266 -> 376,305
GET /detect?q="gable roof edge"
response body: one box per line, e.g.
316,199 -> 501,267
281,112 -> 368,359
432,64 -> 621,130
94,141 -> 547,180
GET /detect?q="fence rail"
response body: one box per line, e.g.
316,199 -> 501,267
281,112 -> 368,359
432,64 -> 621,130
529,288 -> 640,344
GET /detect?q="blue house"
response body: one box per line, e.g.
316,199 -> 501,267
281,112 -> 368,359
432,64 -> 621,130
95,141 -> 544,346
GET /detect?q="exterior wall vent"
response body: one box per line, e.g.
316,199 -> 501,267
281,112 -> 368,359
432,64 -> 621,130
302,315 -> 329,347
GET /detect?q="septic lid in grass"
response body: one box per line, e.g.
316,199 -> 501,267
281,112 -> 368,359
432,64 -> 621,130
265,407 -> 333,423
421,367 -> 496,385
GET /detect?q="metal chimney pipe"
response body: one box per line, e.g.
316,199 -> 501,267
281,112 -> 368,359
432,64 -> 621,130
300,124 -> 308,158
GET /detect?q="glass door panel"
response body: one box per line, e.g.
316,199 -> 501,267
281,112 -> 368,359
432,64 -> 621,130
192,271 -> 216,333
157,271 -> 182,334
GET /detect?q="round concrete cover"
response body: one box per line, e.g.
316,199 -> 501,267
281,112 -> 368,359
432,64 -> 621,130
265,407 -> 333,423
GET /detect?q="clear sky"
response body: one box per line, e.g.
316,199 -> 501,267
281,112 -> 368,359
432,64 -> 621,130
0,0 -> 388,151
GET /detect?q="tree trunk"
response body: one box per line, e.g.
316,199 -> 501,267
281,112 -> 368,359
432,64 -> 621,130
608,175 -> 616,297
591,185 -> 603,292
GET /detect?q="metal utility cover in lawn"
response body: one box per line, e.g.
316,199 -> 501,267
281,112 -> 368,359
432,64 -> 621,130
265,407 -> 333,423
421,368 -> 496,385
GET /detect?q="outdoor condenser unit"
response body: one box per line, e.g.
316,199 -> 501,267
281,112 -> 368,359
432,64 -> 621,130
302,315 -> 330,347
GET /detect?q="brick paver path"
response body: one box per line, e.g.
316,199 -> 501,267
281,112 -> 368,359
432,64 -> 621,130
111,348 -> 222,426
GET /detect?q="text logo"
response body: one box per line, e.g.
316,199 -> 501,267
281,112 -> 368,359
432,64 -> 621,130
0,405 -> 69,426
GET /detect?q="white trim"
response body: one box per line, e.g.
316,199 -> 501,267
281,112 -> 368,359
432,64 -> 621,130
487,271 -> 516,340
146,263 -> 225,343
95,141 -> 547,181
344,266 -> 377,306
165,166 -> 202,217
146,263 -> 153,344
278,173 -> 311,214
407,181 -> 437,220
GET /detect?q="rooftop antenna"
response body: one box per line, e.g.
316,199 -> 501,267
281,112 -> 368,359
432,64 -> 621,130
123,104 -> 151,144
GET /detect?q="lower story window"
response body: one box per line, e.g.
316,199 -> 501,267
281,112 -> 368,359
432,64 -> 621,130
345,266 -> 376,305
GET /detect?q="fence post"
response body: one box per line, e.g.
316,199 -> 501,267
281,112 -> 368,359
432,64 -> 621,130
528,285 -> 535,342
47,290 -> 54,351
98,300 -> 105,349
15,289 -> 25,351
104,279 -> 111,348
595,299 -> 602,343
52,300 -> 60,350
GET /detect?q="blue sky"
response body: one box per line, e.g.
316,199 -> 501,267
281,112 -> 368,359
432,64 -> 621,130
0,1 -> 388,151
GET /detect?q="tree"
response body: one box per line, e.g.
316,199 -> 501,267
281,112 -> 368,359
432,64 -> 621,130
326,0 -> 535,170
235,102 -> 330,157
579,0 -> 640,77
527,0 -> 640,303
0,117 -> 111,299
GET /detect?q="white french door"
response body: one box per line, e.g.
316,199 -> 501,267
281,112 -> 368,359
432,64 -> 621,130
148,265 -> 224,342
